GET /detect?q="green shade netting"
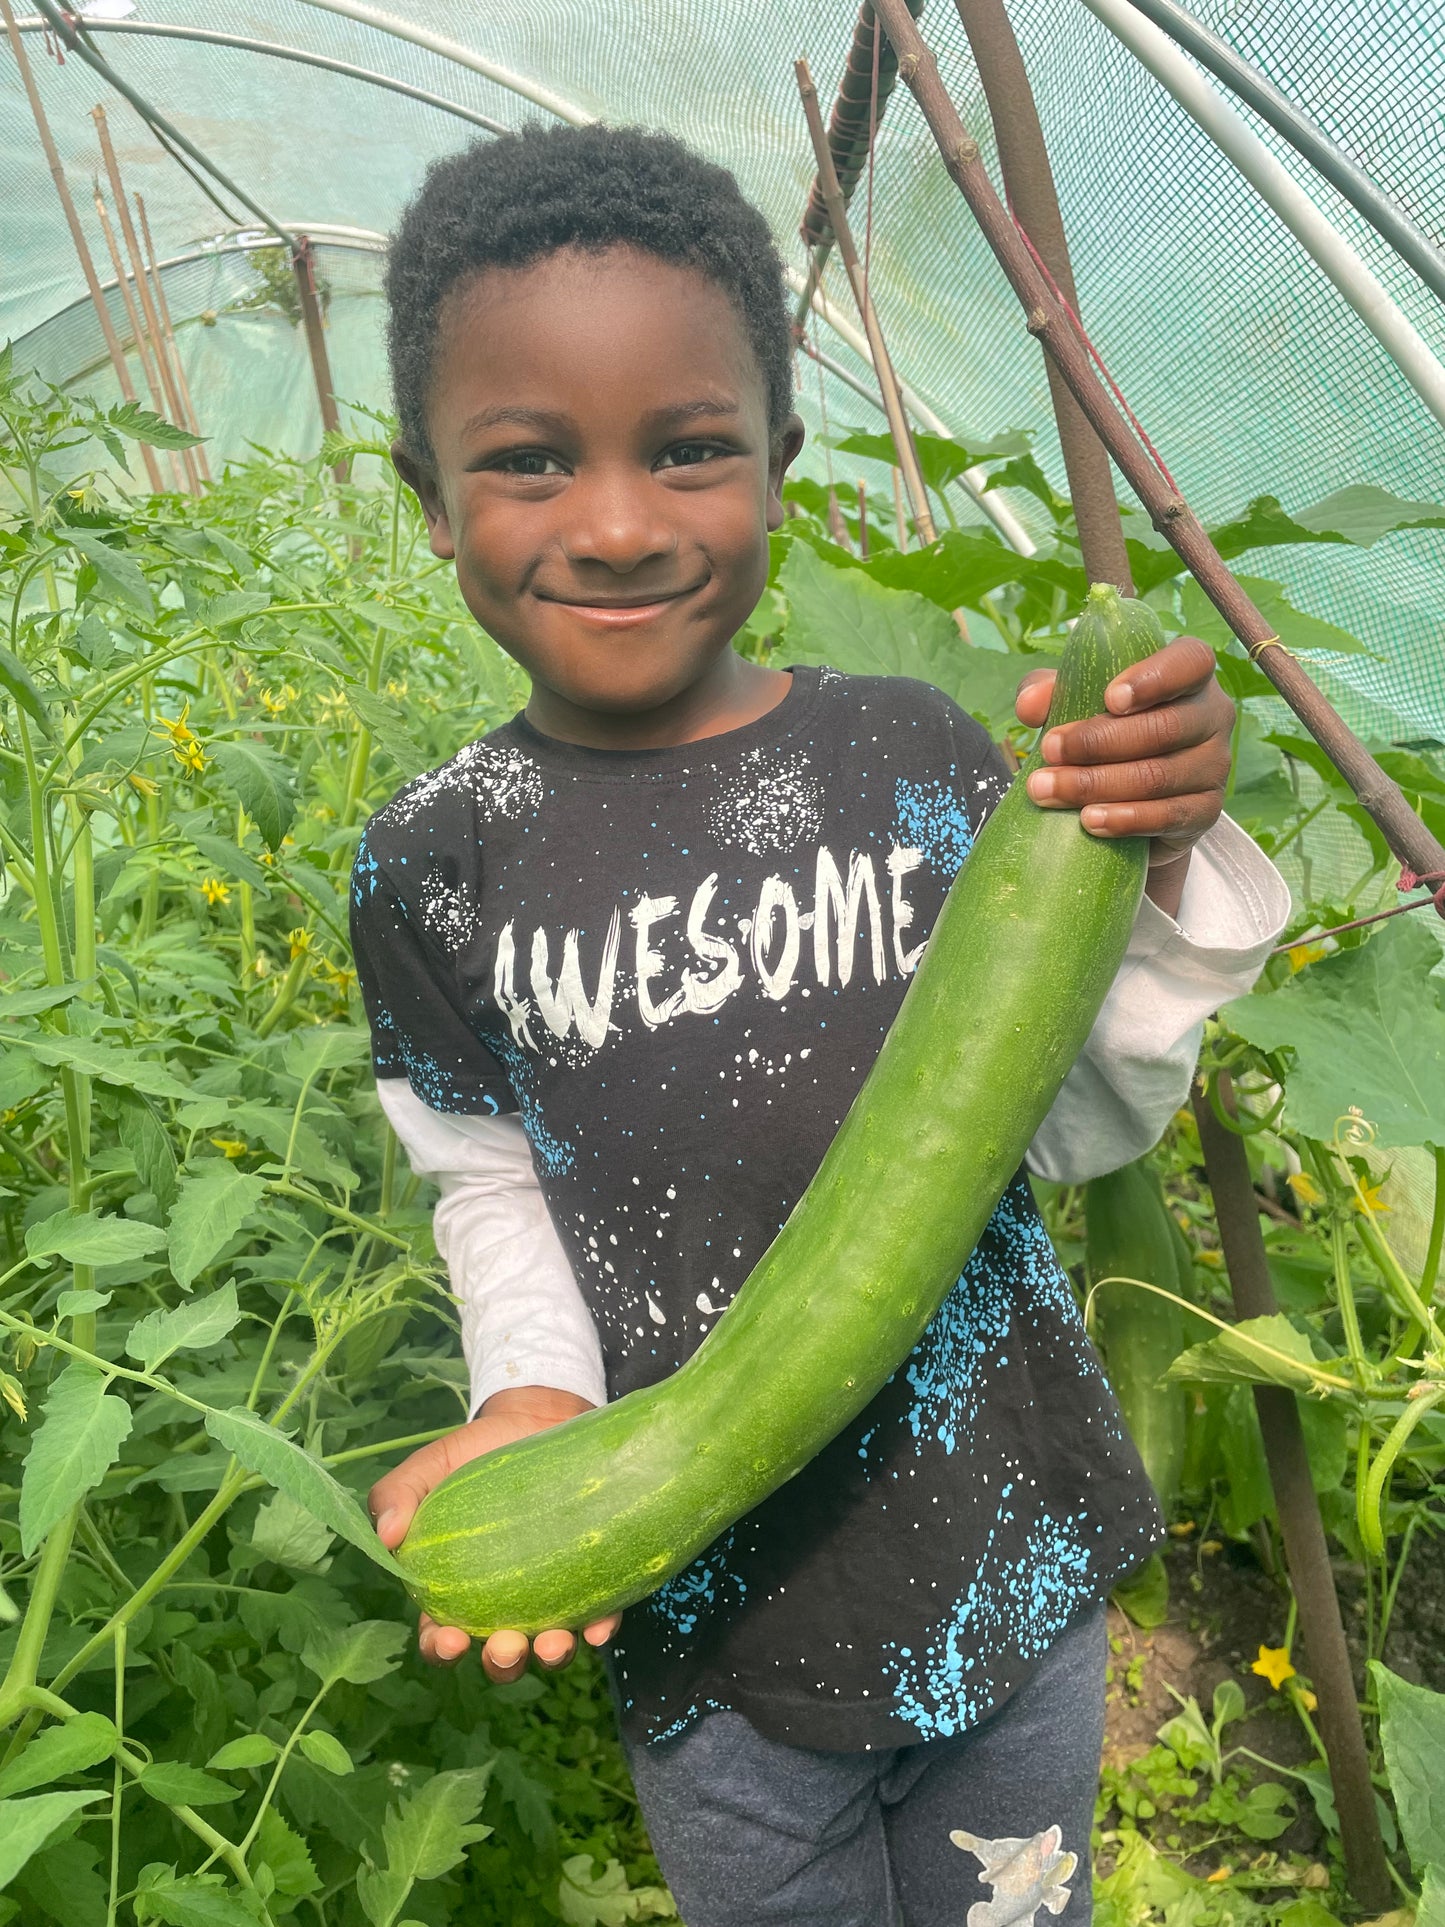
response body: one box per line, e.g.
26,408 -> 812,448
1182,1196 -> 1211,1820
3,0 -> 1444,743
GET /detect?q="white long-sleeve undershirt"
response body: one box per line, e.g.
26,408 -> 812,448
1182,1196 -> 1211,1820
379,815 -> 1289,1418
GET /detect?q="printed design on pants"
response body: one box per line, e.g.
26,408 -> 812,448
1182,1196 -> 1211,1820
949,1824 -> 1076,1927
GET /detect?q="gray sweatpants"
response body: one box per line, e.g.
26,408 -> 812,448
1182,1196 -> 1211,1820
620,1605 -> 1107,1927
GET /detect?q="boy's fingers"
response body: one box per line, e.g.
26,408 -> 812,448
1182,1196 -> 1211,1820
1104,636 -> 1216,713
1028,741 -> 1228,808
1076,794 -> 1224,841
584,1613 -> 623,1647
1013,668 -> 1057,726
419,1617 -> 471,1667
1041,684 -> 1231,767
481,1630 -> 531,1682
533,1629 -> 577,1670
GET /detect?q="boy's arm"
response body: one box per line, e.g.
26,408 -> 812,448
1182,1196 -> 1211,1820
377,1079 -> 607,1414
1026,814 -> 1289,1183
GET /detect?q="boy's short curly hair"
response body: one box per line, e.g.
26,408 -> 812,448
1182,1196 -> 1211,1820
386,123 -> 795,462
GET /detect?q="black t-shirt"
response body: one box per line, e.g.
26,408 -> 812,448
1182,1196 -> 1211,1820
351,666 -> 1161,1750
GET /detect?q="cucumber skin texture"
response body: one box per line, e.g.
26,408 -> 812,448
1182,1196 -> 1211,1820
1085,1158 -> 1191,1512
399,585 -> 1165,1635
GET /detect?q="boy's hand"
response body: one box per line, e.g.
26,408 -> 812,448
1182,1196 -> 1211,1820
369,1388 -> 621,1681
1015,635 -> 1234,864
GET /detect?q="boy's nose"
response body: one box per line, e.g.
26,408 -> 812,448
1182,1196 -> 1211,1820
561,470 -> 678,575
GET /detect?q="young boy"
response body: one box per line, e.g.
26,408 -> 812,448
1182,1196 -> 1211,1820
356,125 -> 1288,1926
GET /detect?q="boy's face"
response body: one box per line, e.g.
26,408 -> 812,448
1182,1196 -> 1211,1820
397,247 -> 803,730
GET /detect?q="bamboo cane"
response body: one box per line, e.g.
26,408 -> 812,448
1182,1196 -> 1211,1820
952,0 -> 1133,591
892,467 -> 909,550
92,107 -> 198,494
136,191 -> 210,483
292,235 -> 346,483
868,0 -> 1445,894
0,0 -> 163,490
856,479 -> 870,558
91,179 -> 182,490
796,57 -> 936,546
1193,1081 -> 1391,1910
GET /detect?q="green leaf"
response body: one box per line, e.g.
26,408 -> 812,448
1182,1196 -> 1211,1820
356,1767 -> 494,1927
19,1365 -> 134,1557
298,1730 -> 354,1777
1371,1661 -> 1445,1873
250,1489 -> 335,1571
777,541 -> 1027,734
0,642 -> 56,740
168,1164 -> 266,1288
55,1288 -> 111,1317
185,831 -> 273,891
0,1791 -> 105,1889
205,1734 -> 279,1772
1223,918 -> 1445,1149
0,1714 -> 116,1796
1419,1864 -> 1445,1927
1180,576 -> 1374,657
558,1852 -> 675,1925
126,1282 -> 240,1369
12,1831 -> 108,1927
208,741 -> 297,851
14,1031 -> 191,1101
116,1090 -> 179,1213
1165,1314 -> 1329,1394
831,425 -> 1030,491
199,591 -> 270,630
1206,494 -> 1348,562
1112,1552 -> 1169,1630
1293,483 -> 1445,547
865,528 -> 1080,616
25,1207 -> 165,1266
106,400 -> 204,450
202,1407 -> 406,1576
302,1619 -> 407,1688
138,1761 -> 239,1807
281,1025 -> 372,1078
61,529 -> 155,618
256,1808 -> 321,1898
0,982 -> 84,1021
345,685 -> 428,778
134,1865 -> 261,1926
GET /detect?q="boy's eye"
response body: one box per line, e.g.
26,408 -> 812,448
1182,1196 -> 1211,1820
492,449 -> 566,477
656,441 -> 726,470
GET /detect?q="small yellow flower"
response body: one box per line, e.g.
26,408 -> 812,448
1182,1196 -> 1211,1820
1206,1868 -> 1232,1884
1287,1171 -> 1324,1208
1354,1176 -> 1390,1216
253,952 -> 272,980
199,877 -> 231,907
0,1371 -> 27,1422
261,683 -> 298,716
159,702 -> 206,774
1198,1248 -> 1223,1268
210,1137 -> 247,1158
126,772 -> 160,799
1168,1521 -> 1196,1538
1287,942 -> 1328,973
288,927 -> 313,960
1295,1687 -> 1318,1712
384,678 -> 409,700
1252,1645 -> 1297,1690
1200,1539 -> 1224,1555
314,958 -> 357,995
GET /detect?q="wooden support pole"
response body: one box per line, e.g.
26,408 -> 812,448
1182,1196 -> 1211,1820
1192,1081 -> 1392,1910
796,56 -> 937,546
292,235 -> 345,481
136,191 -> 210,484
0,0 -> 163,490
91,178 -> 182,490
952,0 -> 1133,591
856,479 -> 870,557
92,106 -> 198,495
869,0 -> 1445,893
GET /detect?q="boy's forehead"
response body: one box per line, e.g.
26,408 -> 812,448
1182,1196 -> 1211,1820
431,246 -> 768,418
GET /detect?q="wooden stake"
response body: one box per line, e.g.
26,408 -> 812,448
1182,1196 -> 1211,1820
92,106 -> 197,494
1193,1081 -> 1391,1910
891,466 -> 909,550
796,56 -> 937,546
292,235 -> 345,482
869,0 -> 1445,892
856,478 -> 870,558
92,178 -> 181,490
136,191 -> 210,484
952,0 -> 1133,592
0,0 -> 163,490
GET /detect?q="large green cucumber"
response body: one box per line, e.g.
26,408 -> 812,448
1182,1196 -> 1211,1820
1085,1157 -> 1192,1512
398,584 -> 1165,1634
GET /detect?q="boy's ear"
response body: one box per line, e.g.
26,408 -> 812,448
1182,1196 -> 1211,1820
391,441 -> 456,560
765,414 -> 807,532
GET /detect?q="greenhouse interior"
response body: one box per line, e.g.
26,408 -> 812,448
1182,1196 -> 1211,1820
2,1 -> 1445,1924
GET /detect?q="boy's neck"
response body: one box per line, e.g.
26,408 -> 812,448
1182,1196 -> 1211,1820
523,651 -> 791,752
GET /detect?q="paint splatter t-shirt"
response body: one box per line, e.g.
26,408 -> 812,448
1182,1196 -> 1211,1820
351,666 -> 1162,1750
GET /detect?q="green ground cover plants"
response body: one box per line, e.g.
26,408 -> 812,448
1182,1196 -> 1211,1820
2,357 -> 1444,1923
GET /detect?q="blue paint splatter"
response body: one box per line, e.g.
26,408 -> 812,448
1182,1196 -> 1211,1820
485,1029 -> 576,1176
646,1527 -> 748,1639
350,833 -> 381,904
895,776 -> 974,873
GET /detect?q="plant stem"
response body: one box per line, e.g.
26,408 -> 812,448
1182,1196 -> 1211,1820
106,1624 -> 125,1927
1422,1144 -> 1445,1306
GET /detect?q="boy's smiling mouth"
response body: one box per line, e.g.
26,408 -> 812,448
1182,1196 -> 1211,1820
536,584 -> 705,627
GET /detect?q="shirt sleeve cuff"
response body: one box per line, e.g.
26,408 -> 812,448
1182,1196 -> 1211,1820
1125,814 -> 1292,980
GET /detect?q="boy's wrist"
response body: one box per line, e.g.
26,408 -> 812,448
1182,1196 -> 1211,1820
479,1385 -> 595,1424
